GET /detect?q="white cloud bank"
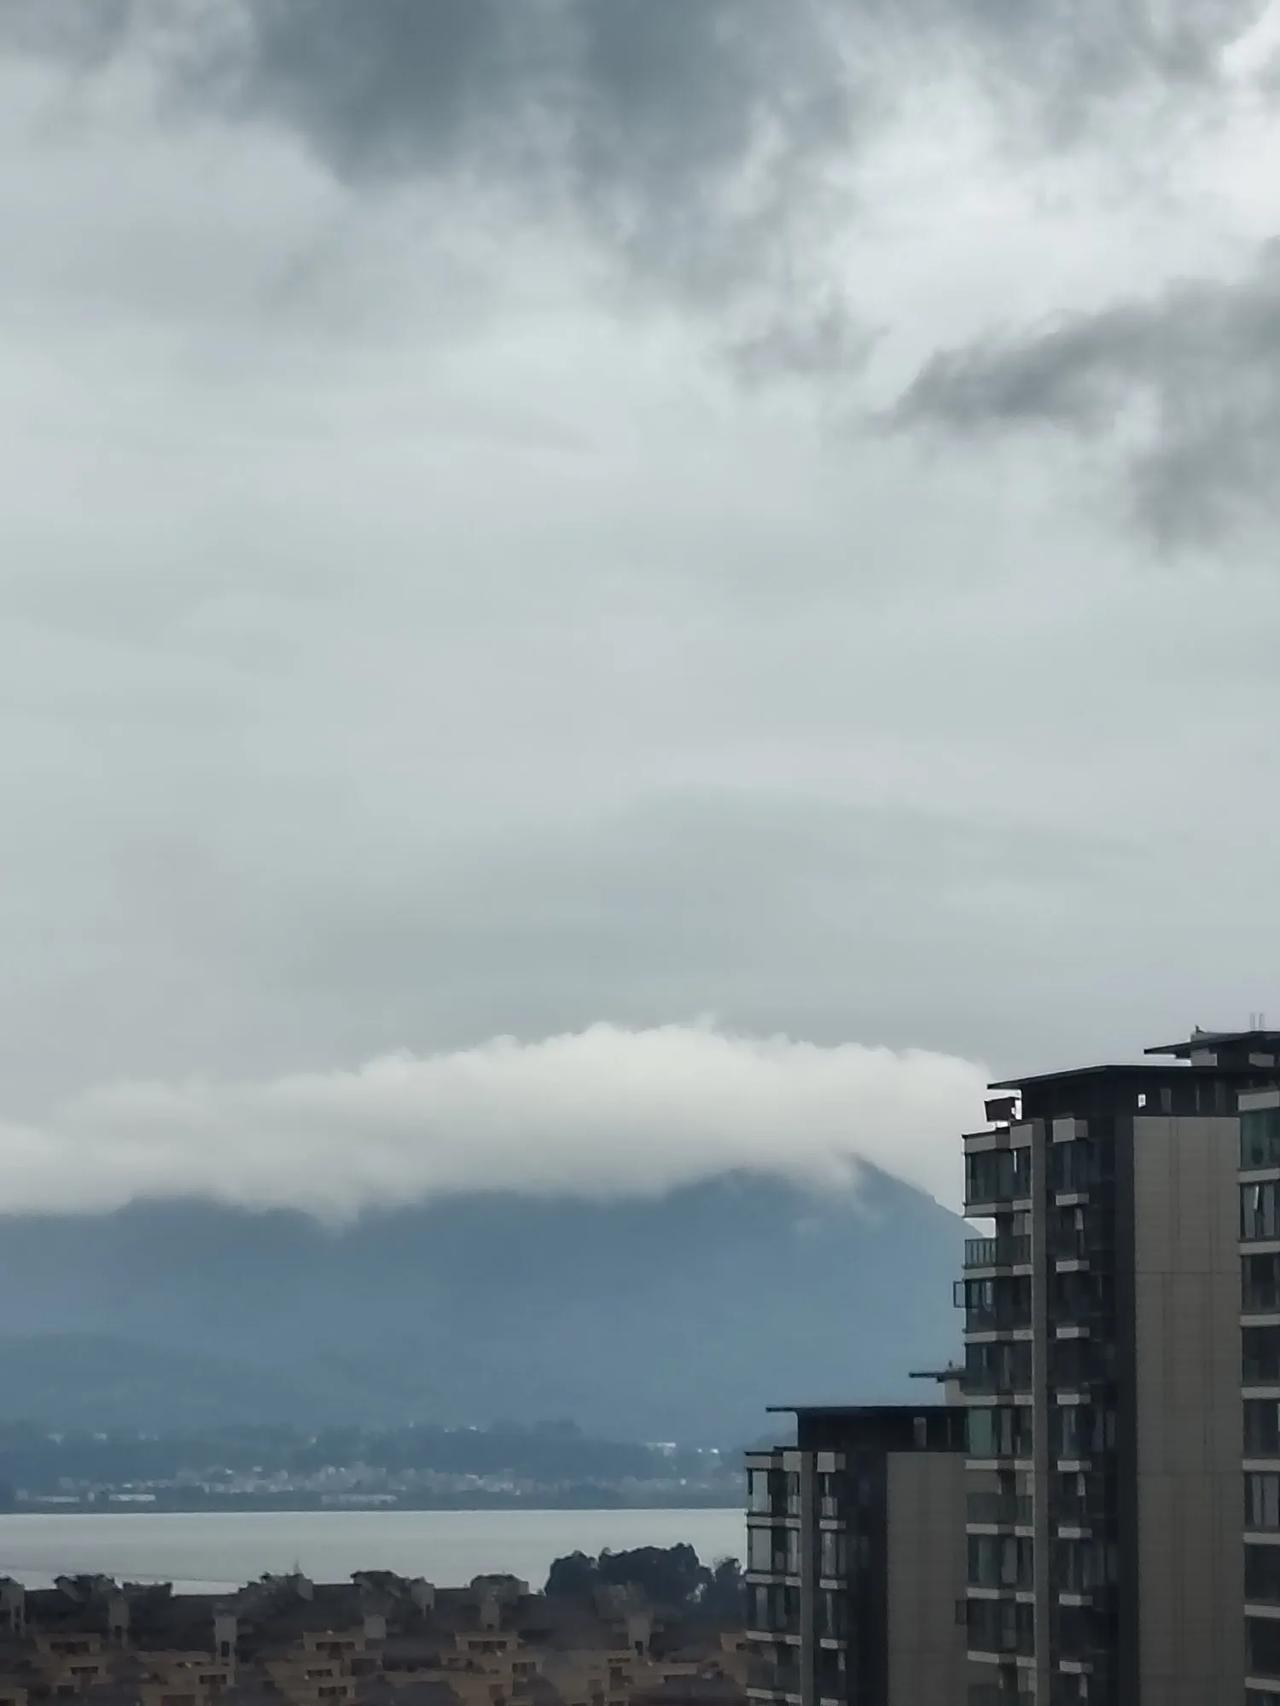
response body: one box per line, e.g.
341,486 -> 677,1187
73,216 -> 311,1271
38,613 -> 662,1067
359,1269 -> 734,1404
0,1024 -> 984,1222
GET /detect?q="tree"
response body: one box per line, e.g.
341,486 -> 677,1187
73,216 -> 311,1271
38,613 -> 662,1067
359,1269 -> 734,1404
545,1550 -> 599,1599
696,1557 -> 743,1622
597,1544 -> 705,1609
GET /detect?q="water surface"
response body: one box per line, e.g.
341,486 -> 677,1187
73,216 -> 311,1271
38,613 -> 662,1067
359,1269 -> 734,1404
0,1508 -> 746,1594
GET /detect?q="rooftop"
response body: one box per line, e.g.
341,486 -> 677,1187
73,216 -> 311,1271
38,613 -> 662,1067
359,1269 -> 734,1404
1144,1027 -> 1280,1058
985,1062 -> 1248,1090
765,1404 -> 950,1418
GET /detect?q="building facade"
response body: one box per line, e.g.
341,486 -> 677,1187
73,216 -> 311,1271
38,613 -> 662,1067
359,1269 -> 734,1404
1240,1071 -> 1280,1701
961,1026 -> 1280,1706
744,1405 -> 966,1706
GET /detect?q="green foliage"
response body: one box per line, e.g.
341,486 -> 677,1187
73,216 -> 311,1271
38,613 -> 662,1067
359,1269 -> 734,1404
544,1543 -> 743,1618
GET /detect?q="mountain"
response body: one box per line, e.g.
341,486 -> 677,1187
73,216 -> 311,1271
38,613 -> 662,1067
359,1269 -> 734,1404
0,1172 -> 962,1441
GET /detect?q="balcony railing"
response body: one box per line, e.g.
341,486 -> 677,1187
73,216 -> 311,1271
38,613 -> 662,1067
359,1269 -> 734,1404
1048,1230 -> 1111,1264
965,1236 -> 1031,1269
967,1492 -> 1033,1527
747,1660 -> 802,1696
964,1365 -> 1032,1396
964,1308 -> 1032,1335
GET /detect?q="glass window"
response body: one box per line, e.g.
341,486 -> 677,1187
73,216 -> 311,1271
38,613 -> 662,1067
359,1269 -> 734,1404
968,1534 -> 1032,1589
1245,1255 -> 1280,1313
1246,1328 -> 1280,1385
747,1470 -> 773,1514
1051,1405 -> 1114,1459
1246,1401 -> 1280,1457
1249,1613 -> 1280,1680
1247,1545 -> 1280,1605
747,1526 -> 779,1572
819,1590 -> 845,1639
968,1407 -> 1032,1459
1244,1182 -> 1280,1242
1248,1474 -> 1280,1530
1244,1108 -> 1280,1170
965,1148 -> 1031,1205
965,1599 -> 1033,1656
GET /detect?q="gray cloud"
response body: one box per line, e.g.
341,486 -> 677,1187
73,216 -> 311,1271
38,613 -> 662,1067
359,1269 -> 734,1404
3,0 -> 1266,365
2,0 -> 1280,1183
893,242 -> 1280,542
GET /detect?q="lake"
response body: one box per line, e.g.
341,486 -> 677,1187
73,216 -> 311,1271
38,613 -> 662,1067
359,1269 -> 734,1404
0,1508 -> 746,1595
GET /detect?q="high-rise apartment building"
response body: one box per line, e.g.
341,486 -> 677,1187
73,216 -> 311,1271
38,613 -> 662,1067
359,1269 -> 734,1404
744,1404 -> 966,1706
960,1026 -> 1280,1706
1239,1063 -> 1280,1701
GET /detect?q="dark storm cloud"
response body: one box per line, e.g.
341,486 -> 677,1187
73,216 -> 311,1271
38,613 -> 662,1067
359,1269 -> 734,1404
198,0 -> 863,318
893,242 -> 1280,543
188,0 -> 1267,175
3,0 -> 1266,322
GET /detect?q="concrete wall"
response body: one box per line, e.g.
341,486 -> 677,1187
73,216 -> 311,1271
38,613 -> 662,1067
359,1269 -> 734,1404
885,1452 -> 966,1706
1131,1114 -> 1244,1706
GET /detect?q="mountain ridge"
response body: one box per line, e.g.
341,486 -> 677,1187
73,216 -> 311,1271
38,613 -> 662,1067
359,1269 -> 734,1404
0,1171 -> 962,1440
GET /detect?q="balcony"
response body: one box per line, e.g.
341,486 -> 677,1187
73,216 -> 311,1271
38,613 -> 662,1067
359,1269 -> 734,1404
746,1659 -> 802,1698
965,1235 -> 1031,1270
956,1278 -> 1033,1337
965,1602 -> 1035,1659
1048,1226 -> 1112,1266
964,1308 -> 1032,1336
1051,1345 -> 1112,1391
968,1492 -> 1033,1528
1054,1492 -> 1112,1533
968,1410 -> 1034,1462
965,1152 -> 1031,1212
1242,1107 -> 1280,1171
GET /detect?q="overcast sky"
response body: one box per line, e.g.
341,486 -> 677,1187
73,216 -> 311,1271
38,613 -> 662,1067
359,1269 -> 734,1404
3,0 -> 1280,1214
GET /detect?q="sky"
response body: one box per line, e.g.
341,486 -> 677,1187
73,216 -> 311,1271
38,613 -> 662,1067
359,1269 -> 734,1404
3,0 -> 1280,1217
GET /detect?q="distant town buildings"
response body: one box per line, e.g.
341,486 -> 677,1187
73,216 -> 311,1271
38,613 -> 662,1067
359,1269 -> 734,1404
0,1570 -> 747,1706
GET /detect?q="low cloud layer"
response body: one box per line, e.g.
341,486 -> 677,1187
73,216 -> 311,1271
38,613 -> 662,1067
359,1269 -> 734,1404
0,1024 -> 983,1222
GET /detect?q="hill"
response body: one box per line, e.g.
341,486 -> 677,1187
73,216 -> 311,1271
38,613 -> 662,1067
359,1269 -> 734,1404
0,1171 -> 962,1440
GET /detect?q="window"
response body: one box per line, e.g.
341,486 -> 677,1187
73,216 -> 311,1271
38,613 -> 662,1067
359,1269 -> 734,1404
1247,1473 -> 1280,1530
968,1407 -> 1032,1459
818,1529 -> 846,1578
966,1598 -> 1033,1656
965,1340 -> 1032,1394
1246,1327 -> 1280,1384
1244,1108 -> 1280,1170
954,1274 -> 1031,1331
968,1534 -> 1033,1589
748,1525 -> 782,1572
819,1589 -> 846,1639
1247,1545 -> 1280,1604
1246,1401 -> 1280,1457
747,1469 -> 773,1514
1249,1613 -> 1280,1680
1246,1254 -> 1280,1313
965,1149 -> 1031,1206
1244,1182 -> 1280,1242
1051,1405 -> 1114,1460
1054,1539 -> 1114,1591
